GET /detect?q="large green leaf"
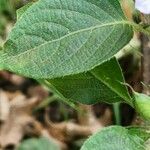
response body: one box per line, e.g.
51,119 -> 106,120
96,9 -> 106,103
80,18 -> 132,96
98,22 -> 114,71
17,137 -> 60,150
0,0 -> 133,79
16,2 -> 34,20
45,58 -> 132,105
81,126 -> 149,150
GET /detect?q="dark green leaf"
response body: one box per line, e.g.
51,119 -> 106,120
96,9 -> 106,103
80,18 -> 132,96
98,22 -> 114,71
47,58 -> 132,105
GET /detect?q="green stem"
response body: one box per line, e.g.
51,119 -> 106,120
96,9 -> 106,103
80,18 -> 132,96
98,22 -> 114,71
37,79 -> 80,111
125,21 -> 150,36
113,102 -> 121,125
34,95 -> 58,111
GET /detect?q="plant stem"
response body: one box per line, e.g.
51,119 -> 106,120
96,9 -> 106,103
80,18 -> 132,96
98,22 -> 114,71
34,95 -> 58,111
113,102 -> 121,125
131,22 -> 150,36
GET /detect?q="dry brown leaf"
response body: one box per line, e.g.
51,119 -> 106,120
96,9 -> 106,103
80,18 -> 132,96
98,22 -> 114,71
0,93 -> 41,149
0,90 -> 10,124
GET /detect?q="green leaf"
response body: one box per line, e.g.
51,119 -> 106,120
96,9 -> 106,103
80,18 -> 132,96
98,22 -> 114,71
17,2 -> 34,20
81,126 -> 148,150
47,58 -> 132,105
0,0 -> 133,79
128,127 -> 150,141
133,92 -> 150,120
17,137 -> 60,150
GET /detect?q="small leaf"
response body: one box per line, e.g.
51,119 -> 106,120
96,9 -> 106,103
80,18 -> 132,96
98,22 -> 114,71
17,137 -> 60,150
47,58 -> 132,105
81,126 -> 149,150
133,92 -> 150,120
1,0 -> 133,79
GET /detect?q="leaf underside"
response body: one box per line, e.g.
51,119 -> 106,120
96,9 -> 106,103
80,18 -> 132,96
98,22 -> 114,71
1,0 -> 133,79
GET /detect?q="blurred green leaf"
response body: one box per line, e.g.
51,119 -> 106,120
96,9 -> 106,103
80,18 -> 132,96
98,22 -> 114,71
134,92 -> 150,120
0,0 -> 14,13
17,137 -> 60,150
128,127 -> 150,141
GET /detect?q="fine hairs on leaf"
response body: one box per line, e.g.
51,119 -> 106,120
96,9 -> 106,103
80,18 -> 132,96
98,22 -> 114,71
0,0 -> 133,78
81,126 -> 149,150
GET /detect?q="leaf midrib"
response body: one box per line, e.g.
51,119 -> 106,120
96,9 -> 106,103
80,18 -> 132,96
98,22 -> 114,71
90,70 -> 133,106
42,25 -> 115,73
4,21 -> 131,60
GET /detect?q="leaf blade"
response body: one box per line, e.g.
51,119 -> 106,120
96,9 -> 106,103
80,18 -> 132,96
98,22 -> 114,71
81,126 -> 148,150
1,0 -> 133,79
47,58 -> 132,105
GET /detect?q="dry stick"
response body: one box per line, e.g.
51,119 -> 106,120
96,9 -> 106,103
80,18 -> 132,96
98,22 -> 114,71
141,15 -> 150,95
138,14 -> 150,127
132,14 -> 150,126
